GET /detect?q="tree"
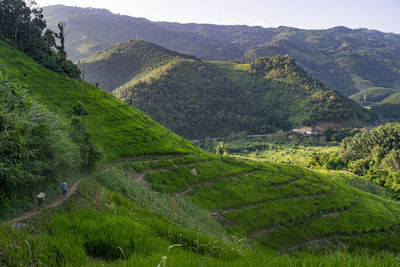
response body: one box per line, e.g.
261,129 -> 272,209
0,0 -> 81,78
55,21 -> 66,61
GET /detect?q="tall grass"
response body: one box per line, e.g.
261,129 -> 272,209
93,169 -> 227,239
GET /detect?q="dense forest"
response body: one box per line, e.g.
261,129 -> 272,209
246,26 -> 400,97
311,123 -> 400,195
79,40 -> 371,138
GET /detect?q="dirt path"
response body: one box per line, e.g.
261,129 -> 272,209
210,171 -> 309,215
247,198 -> 359,241
281,224 -> 399,253
172,170 -> 259,198
106,154 -> 187,166
9,178 -> 85,224
135,174 -> 151,188
211,189 -> 333,216
173,170 -> 301,199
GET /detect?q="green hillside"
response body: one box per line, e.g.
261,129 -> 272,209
3,151 -> 400,266
372,92 -> 400,121
0,38 -> 199,161
122,156 -> 400,254
43,5 -> 400,103
79,40 -> 371,138
2,19 -> 400,267
246,27 -> 400,97
350,87 -> 399,105
77,41 -> 198,93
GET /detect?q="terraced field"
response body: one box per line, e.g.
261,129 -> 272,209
110,154 -> 400,254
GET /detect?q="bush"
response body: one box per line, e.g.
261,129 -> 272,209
0,72 -> 81,194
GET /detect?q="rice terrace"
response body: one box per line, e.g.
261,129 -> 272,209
1,0 -> 400,266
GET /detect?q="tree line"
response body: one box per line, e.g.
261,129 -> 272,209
310,123 -> 400,196
0,0 -> 80,78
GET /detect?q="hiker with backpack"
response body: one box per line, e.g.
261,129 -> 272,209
37,191 -> 46,210
61,182 -> 68,197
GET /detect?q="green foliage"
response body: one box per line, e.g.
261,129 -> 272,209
93,170 -> 227,238
69,116 -> 102,171
0,72 -> 86,219
313,123 -> 400,196
323,127 -> 360,142
126,150 -> 400,255
350,87 -> 399,105
0,38 -> 200,161
197,132 -> 345,166
143,157 -> 257,193
4,153 -> 400,265
81,41 -> 370,138
340,124 -> 400,162
372,92 -> 400,121
0,180 -> 245,266
0,72 -> 80,192
0,1 -> 80,78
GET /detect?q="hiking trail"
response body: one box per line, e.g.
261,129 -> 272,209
9,178 -> 85,224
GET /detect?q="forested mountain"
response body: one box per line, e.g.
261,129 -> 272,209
78,40 -> 198,93
42,5 -> 277,62
78,40 -> 371,138
246,26 -> 400,97
43,5 -> 400,103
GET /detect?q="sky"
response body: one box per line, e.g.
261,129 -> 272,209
37,0 -> 400,34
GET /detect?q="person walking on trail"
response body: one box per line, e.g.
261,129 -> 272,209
37,191 -> 46,210
61,182 -> 68,197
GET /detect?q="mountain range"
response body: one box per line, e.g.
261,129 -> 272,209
43,4 -> 400,102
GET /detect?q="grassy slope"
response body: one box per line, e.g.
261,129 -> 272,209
0,38 -> 199,161
81,41 -> 370,138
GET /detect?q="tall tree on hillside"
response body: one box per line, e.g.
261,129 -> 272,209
55,21 -> 66,61
0,0 -> 81,78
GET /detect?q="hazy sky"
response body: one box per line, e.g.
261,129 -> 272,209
37,0 -> 400,34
